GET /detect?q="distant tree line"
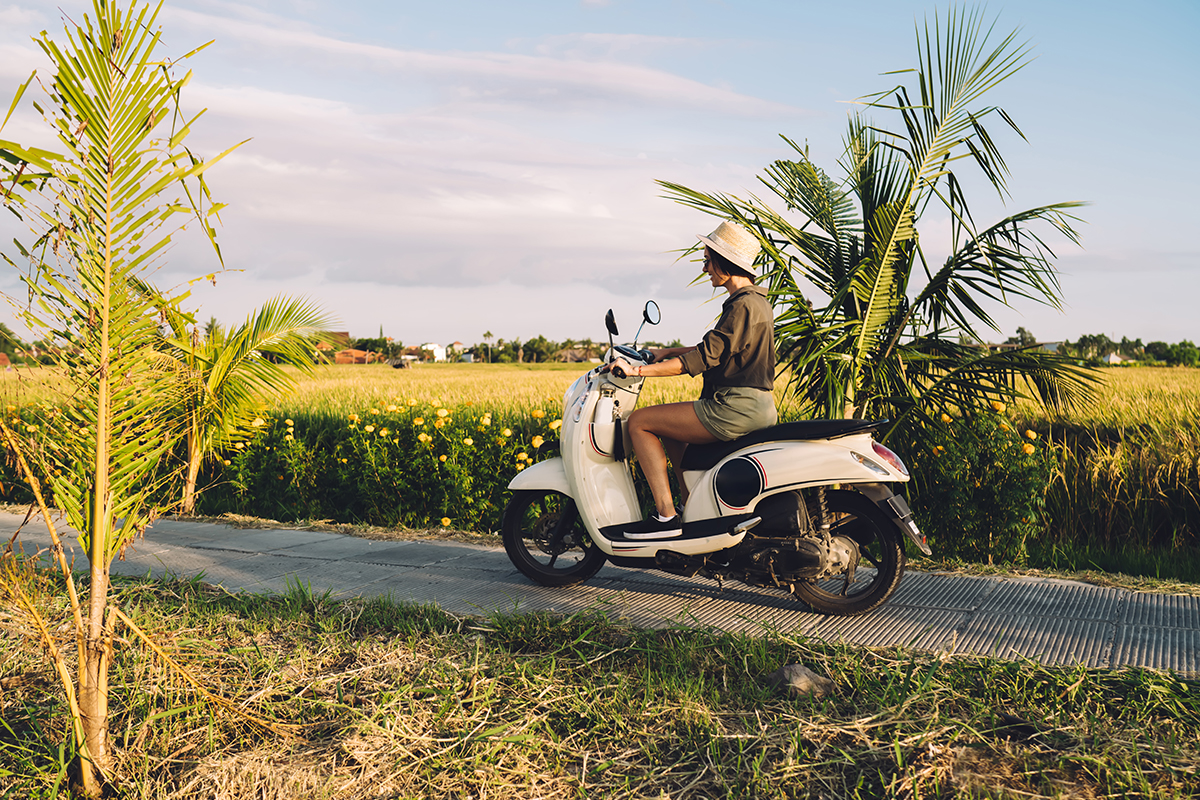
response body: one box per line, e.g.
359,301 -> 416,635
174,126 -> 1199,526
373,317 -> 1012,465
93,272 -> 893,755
999,328 -> 1200,367
463,335 -> 684,364
0,322 -> 69,366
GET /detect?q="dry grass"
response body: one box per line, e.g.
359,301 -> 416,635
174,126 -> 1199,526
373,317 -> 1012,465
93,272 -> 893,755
3,570 -> 1198,799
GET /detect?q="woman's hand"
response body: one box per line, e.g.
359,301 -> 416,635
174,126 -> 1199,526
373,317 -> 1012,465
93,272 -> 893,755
608,357 -> 640,379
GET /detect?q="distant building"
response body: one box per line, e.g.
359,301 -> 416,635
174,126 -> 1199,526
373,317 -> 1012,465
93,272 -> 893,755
334,348 -> 379,364
421,343 -> 447,362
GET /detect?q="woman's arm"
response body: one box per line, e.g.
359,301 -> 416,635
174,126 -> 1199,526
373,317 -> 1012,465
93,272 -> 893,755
610,355 -> 685,379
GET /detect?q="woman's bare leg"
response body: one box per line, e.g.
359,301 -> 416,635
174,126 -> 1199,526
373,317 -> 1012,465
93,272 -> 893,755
627,402 -> 718,518
662,438 -> 690,507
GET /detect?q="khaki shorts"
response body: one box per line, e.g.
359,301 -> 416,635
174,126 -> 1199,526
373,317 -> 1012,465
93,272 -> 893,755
693,386 -> 778,441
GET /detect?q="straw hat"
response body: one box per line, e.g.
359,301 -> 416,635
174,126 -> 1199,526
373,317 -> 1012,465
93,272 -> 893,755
697,220 -> 760,273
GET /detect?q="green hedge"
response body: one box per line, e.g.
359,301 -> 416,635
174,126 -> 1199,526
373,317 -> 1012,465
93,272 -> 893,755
194,402 -> 560,532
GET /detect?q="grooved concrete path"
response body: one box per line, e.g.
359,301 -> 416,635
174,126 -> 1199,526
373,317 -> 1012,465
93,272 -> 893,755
7,513 -> 1199,675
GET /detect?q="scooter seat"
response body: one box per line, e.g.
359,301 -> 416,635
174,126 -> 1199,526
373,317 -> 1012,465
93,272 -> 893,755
680,419 -> 888,472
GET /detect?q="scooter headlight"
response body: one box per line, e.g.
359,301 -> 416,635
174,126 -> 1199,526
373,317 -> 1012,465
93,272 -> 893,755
563,375 -> 585,409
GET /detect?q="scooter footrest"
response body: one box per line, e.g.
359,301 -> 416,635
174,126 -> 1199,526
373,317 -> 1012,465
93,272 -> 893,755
600,512 -> 758,542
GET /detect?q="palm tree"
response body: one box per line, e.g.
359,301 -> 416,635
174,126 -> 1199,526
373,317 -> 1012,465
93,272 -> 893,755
155,296 -> 334,514
483,330 -> 493,363
661,6 -> 1096,438
0,2 -> 240,791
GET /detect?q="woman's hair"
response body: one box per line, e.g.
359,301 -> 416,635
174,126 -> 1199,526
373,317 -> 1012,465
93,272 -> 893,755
708,248 -> 755,281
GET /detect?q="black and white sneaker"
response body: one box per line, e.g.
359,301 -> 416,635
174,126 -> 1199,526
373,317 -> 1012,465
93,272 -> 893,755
624,514 -> 682,540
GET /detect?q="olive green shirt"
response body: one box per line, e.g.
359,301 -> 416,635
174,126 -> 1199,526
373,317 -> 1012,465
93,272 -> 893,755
678,285 -> 775,398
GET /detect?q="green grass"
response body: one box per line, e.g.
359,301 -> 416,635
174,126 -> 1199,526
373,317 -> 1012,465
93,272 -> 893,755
3,573 -> 1199,799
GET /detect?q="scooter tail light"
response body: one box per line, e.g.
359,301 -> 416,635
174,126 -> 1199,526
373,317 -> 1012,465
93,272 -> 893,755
871,441 -> 910,477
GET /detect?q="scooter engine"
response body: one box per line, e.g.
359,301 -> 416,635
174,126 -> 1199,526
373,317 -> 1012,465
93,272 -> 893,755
739,490 -> 861,583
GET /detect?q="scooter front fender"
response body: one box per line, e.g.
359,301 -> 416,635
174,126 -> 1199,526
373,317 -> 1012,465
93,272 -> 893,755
506,456 -> 571,495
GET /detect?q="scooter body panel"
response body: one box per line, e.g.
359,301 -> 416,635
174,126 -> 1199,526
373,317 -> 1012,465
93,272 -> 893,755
507,457 -> 570,495
682,433 -> 910,522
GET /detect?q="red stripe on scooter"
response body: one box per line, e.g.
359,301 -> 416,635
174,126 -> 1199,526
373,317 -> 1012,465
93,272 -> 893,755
589,426 -> 610,457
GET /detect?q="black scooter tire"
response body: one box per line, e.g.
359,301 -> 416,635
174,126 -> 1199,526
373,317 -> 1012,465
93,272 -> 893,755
502,490 -> 607,587
791,490 -> 907,616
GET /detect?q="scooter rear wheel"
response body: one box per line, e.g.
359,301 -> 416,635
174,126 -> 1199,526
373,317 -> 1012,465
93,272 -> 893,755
791,489 -> 906,616
502,490 -> 607,587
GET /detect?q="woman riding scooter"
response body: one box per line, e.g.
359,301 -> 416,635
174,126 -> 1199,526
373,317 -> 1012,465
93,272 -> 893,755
612,220 -> 778,539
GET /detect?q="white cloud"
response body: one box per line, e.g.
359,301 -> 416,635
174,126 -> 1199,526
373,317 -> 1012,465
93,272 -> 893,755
164,6 -> 801,117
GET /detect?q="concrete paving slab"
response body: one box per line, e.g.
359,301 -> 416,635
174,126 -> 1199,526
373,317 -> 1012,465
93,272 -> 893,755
257,535 -> 392,561
954,613 -> 1115,668
108,547 -> 256,580
588,588 -> 721,629
253,560 -> 418,595
809,605 -> 966,652
347,540 -> 484,568
977,576 -> 1125,621
153,552 -> 319,592
889,572 -> 999,611
691,591 -> 818,637
1111,626 -> 1200,673
1122,592 -> 1200,630
185,528 -> 341,553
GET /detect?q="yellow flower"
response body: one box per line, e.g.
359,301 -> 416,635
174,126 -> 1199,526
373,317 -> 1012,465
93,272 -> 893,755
285,418 -> 294,426
940,413 -> 952,424
252,418 -> 265,427
549,419 -> 562,431
517,452 -> 528,461
24,424 -> 36,432
235,442 -> 244,450
349,423 -> 357,429
348,413 -> 360,423
379,428 -> 389,436
365,425 -> 375,433
440,517 -> 451,527
439,454 -> 447,462
408,398 -> 418,406
516,463 -> 525,471
386,404 -> 398,412
531,409 -> 545,419
418,433 -> 431,443
1025,430 -> 1038,440
223,460 -> 231,466
480,415 -> 492,426
502,428 -> 513,437
463,438 -> 474,446
999,422 -> 1011,432
1023,443 -> 1036,455
436,408 -> 449,418
339,458 -> 348,463
990,400 -> 1007,413
284,434 -> 294,441
531,435 -> 544,449
5,405 -> 13,412
370,408 -> 380,415
413,418 -> 425,426
434,419 -> 445,428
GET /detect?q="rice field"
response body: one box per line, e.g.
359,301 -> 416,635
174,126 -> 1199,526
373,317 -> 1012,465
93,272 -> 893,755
274,361 -> 799,419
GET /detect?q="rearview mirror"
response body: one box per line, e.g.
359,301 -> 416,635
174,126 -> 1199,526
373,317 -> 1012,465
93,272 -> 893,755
643,300 -> 661,326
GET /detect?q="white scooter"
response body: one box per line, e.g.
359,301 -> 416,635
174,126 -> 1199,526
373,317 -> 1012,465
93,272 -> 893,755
502,301 -> 931,616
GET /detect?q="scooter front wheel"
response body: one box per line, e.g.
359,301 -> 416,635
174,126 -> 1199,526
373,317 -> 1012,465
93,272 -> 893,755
502,490 -> 607,587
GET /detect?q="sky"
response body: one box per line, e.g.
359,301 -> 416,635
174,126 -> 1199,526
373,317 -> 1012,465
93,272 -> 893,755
0,0 -> 1197,349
